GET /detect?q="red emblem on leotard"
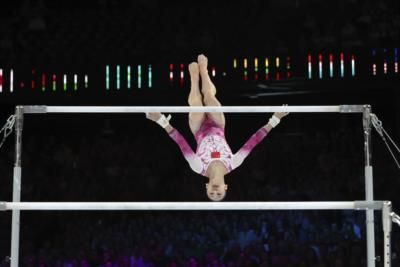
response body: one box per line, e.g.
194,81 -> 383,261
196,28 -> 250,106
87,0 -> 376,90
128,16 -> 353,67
211,151 -> 220,158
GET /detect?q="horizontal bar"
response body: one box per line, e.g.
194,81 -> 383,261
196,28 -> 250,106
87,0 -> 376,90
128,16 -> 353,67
0,201 -> 384,211
20,105 -> 366,114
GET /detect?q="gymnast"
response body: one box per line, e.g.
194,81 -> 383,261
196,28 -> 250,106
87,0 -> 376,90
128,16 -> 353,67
146,54 -> 288,201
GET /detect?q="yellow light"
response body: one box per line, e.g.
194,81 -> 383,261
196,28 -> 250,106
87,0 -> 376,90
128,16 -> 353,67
244,58 -> 248,69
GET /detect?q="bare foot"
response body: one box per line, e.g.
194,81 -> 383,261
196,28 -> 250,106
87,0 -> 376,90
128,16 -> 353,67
197,54 -> 216,95
188,62 -> 200,82
197,54 -> 208,75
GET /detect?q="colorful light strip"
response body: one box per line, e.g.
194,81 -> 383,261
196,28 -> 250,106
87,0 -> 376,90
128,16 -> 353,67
116,65 -> 120,90
351,55 -> 355,77
10,69 -> 13,93
63,74 -> 67,91
74,74 -> 78,91
127,65 -> 131,89
138,65 -> 142,89
41,73 -> 46,91
372,49 -> 377,76
254,58 -> 258,80
180,63 -> 184,86
233,58 -> 237,69
318,54 -> 323,79
329,54 -> 333,78
244,58 -> 248,81
169,64 -> 173,83
32,69 -> 35,90
275,57 -> 280,80
148,65 -> 152,88
106,65 -> 110,90
340,52 -> 344,78
52,74 -> 57,91
212,66 -> 216,77
395,48 -> 398,74
286,57 -> 291,78
84,74 -> 88,89
307,54 -> 312,79
265,57 -> 269,80
383,48 -> 388,75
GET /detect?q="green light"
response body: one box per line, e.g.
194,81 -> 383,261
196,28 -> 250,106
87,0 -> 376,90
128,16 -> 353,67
127,65 -> 131,89
106,65 -> 110,90
138,65 -> 142,89
148,65 -> 152,88
63,75 -> 67,91
116,65 -> 120,90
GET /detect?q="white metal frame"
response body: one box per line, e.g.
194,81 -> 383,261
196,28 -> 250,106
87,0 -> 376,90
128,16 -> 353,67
1,105 -> 393,267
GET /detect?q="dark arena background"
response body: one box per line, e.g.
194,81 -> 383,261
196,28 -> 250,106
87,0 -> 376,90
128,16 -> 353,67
0,0 -> 400,266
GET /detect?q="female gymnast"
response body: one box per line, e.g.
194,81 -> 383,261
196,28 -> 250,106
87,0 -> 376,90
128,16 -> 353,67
146,54 -> 288,201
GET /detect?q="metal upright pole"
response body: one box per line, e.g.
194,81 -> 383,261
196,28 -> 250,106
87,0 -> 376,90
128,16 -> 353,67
382,201 -> 392,267
363,105 -> 376,267
10,106 -> 23,267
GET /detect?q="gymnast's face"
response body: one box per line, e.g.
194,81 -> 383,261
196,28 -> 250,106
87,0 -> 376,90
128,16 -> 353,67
206,183 -> 228,201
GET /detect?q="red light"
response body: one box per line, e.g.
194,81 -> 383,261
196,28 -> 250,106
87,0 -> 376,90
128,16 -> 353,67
276,72 -> 280,80
340,53 -> 344,61
307,54 -> 312,62
169,64 -> 174,82
318,54 -> 322,62
52,74 -> 56,80
254,73 -> 258,81
180,64 -> 184,86
31,69 -> 35,89
329,54 -> 333,62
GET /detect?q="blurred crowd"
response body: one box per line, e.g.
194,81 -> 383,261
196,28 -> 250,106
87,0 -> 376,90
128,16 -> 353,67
0,114 -> 399,266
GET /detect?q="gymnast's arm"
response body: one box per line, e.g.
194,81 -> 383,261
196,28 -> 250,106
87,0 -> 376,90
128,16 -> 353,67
232,111 -> 289,169
146,112 -> 202,174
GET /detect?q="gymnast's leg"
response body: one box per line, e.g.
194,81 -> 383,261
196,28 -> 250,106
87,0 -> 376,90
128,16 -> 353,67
188,62 -> 205,134
198,54 -> 226,128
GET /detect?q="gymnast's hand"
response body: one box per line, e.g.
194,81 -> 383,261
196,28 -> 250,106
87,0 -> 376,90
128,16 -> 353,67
273,104 -> 290,119
145,112 -> 162,122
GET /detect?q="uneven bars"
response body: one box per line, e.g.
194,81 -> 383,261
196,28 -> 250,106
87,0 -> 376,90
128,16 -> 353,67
0,201 -> 384,211
21,105 -> 365,114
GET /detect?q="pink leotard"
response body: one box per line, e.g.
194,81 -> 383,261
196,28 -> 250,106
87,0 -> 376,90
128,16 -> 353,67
168,117 -> 268,176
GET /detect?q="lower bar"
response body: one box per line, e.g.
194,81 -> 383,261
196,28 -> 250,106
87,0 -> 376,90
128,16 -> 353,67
2,201 -> 384,211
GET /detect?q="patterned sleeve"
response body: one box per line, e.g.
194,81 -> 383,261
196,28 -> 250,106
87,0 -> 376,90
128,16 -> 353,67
231,127 -> 268,170
168,128 -> 203,174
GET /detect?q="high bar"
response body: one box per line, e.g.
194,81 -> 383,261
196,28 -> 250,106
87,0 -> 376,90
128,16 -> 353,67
0,201 -> 383,211
21,105 -> 366,114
